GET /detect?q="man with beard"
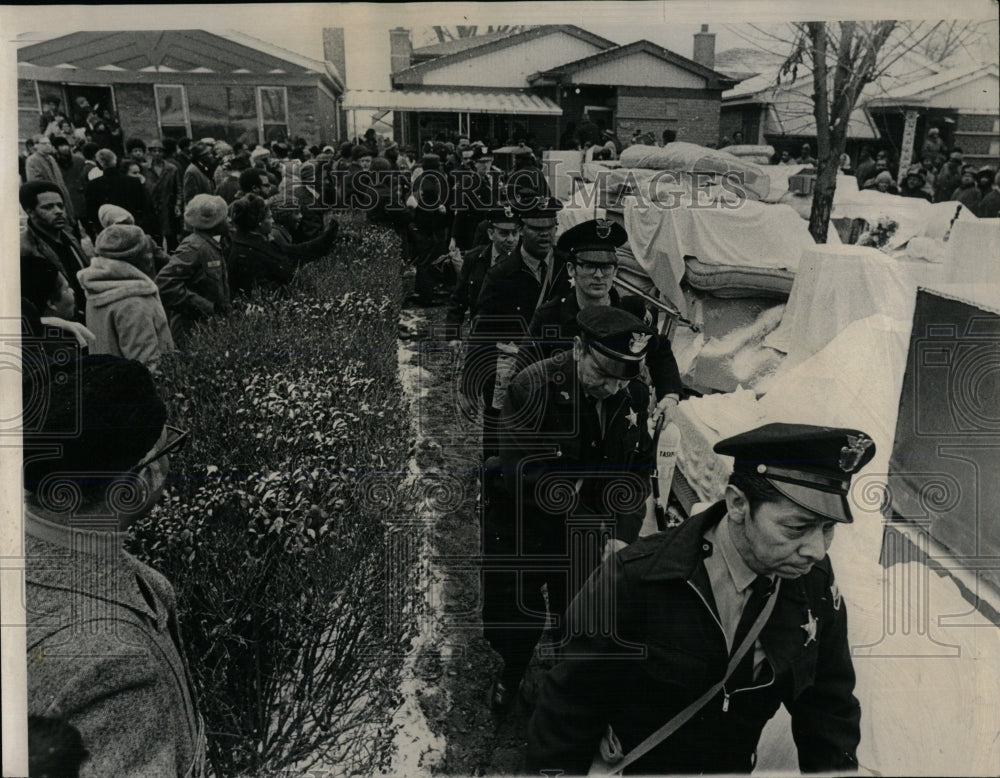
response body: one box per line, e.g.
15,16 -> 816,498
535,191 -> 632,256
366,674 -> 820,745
20,181 -> 91,320
182,141 -> 216,207
25,134 -> 77,233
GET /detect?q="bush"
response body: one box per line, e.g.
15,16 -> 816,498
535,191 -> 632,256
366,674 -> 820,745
129,212 -> 416,776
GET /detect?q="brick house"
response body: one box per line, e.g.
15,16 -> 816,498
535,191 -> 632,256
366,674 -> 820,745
343,25 -> 733,149
17,30 -> 344,148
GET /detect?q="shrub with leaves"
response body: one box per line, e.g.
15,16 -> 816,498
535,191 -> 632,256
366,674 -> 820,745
129,212 -> 415,776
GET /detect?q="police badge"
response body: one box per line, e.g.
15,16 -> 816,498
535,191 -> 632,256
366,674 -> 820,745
629,331 -> 652,354
839,433 -> 873,473
503,204 -> 514,219
595,218 -> 612,239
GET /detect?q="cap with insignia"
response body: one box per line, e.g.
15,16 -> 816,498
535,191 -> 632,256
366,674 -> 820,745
576,306 -> 655,379
472,146 -> 493,162
486,199 -> 520,228
714,423 -> 877,523
511,192 -> 563,227
558,218 -> 628,266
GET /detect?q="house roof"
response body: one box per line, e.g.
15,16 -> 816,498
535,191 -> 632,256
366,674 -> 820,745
410,29 -> 531,62
17,29 -> 342,90
866,63 -> 999,106
531,39 -> 735,90
392,25 -> 616,86
343,87 -> 561,116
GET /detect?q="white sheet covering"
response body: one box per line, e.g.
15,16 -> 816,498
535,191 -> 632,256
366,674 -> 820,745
623,198 -> 816,315
674,312 -> 1000,775
618,142 -> 772,201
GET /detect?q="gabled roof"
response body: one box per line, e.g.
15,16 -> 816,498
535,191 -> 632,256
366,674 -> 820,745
868,63 -> 998,105
392,25 -> 616,86
531,39 -> 735,90
17,30 -> 341,90
410,29 -> 531,62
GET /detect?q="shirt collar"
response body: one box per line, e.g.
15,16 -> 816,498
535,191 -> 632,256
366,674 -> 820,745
24,501 -> 125,551
705,514 -> 762,594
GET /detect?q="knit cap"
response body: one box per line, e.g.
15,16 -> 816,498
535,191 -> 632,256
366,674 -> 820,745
95,224 -> 148,262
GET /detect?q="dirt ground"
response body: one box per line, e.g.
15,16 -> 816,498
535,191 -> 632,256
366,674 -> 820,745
398,295 -> 556,777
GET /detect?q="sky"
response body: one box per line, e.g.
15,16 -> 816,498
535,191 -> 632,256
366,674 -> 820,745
4,1 -> 998,92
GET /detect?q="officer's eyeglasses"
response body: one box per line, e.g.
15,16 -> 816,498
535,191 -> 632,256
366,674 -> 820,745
129,425 -> 189,473
574,260 -> 618,276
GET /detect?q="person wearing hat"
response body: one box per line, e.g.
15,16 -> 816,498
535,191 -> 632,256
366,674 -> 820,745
527,218 -> 684,420
155,193 -> 231,343
527,422 -> 875,774
449,146 -> 504,252
445,201 -> 521,333
266,193 -> 340,265
182,141 -> 216,207
77,224 -> 174,370
405,153 -> 451,306
482,305 -> 657,714
900,166 -> 932,200
920,126 -> 946,161
951,164 -> 982,212
85,147 -> 153,237
97,204 -> 170,273
23,355 -> 206,777
465,194 -> 566,460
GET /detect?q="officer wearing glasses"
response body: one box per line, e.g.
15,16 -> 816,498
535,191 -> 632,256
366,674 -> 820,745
527,218 -> 684,422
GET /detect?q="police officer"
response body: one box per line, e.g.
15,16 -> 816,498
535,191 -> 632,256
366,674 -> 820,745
450,146 -> 505,252
527,423 -> 875,775
527,218 -> 684,420
482,306 -> 657,713
463,195 -> 565,461
445,202 -> 521,336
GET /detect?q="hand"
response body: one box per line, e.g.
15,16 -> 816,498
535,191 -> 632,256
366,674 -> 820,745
652,395 -> 680,424
603,538 -> 628,560
39,317 -> 96,349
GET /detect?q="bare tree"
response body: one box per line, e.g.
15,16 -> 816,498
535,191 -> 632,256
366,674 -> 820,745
431,25 -> 528,43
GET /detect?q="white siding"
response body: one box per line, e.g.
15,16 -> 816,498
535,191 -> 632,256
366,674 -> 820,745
927,75 -> 999,111
421,32 -> 604,87
569,52 -> 707,89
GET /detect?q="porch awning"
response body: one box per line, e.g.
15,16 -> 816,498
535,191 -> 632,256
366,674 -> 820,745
343,89 -> 562,116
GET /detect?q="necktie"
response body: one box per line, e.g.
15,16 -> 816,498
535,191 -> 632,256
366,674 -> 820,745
730,575 -> 774,685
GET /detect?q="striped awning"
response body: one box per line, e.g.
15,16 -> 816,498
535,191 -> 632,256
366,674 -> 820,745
343,89 -> 562,116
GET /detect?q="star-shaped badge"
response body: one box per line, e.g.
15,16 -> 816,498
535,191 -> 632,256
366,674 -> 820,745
801,609 -> 818,646
626,408 -> 638,428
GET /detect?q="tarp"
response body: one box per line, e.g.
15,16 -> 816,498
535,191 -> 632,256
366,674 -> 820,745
618,142 -> 772,201
623,197 -> 816,314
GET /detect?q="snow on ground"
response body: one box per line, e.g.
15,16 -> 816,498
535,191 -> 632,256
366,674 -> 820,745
388,311 -> 449,776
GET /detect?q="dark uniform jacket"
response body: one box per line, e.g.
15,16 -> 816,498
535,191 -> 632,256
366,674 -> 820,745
155,231 -> 230,342
527,289 -> 684,401
445,242 -> 501,331
463,247 -> 561,403
526,501 -> 861,775
450,170 -> 504,250
491,352 -> 655,552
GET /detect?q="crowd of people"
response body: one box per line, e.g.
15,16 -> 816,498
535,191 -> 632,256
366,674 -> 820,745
16,95 -> 995,777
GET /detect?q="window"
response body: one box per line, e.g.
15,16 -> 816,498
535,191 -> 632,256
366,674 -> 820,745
187,84 -> 258,145
258,86 -> 288,144
155,85 -> 190,139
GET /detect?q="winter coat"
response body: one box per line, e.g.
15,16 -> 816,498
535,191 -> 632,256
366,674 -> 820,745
25,151 -> 76,226
526,501 -> 861,776
77,256 -> 174,369
228,230 -> 296,297
182,163 -> 215,207
26,511 -> 206,778
155,231 -> 231,342
85,169 -> 153,235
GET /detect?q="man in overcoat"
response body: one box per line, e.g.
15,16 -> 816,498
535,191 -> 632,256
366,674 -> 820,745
527,423 -> 874,774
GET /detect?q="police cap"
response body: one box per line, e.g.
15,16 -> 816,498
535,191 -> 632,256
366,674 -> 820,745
558,218 -> 627,265
577,306 -> 655,380
714,423 -> 877,523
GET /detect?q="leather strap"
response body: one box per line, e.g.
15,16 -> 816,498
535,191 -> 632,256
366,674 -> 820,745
610,580 -> 780,774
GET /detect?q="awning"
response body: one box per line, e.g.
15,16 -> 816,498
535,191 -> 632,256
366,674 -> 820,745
343,89 -> 562,116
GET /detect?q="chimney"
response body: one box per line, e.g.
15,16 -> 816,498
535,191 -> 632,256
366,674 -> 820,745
389,27 -> 412,74
693,24 -> 715,70
323,28 -> 347,84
